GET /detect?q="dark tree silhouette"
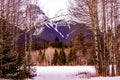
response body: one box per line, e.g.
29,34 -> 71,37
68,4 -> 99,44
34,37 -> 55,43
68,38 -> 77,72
58,49 -> 66,65
52,49 -> 59,65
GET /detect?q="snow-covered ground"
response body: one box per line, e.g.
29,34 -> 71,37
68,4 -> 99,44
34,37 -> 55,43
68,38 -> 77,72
27,66 -> 120,80
1,66 -> 120,80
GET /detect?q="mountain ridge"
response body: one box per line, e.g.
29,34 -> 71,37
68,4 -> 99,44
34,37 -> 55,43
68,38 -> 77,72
18,19 -> 93,45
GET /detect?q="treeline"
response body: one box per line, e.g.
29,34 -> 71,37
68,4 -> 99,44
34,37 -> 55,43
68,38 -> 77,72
32,36 -> 69,50
32,32 -> 95,66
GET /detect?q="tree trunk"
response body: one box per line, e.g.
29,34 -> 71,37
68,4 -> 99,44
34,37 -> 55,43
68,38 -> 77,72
87,0 -> 100,75
0,0 -> 5,77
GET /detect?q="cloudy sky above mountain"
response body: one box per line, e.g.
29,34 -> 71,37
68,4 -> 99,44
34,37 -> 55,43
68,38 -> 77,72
38,0 -> 69,18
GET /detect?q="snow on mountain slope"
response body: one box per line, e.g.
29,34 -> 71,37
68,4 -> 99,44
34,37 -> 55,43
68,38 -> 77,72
33,27 -> 45,35
33,20 -> 71,38
47,22 -> 65,38
18,19 -> 93,44
33,20 -> 93,43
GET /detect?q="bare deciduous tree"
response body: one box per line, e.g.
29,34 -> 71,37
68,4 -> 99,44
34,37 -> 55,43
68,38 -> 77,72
69,0 -> 120,76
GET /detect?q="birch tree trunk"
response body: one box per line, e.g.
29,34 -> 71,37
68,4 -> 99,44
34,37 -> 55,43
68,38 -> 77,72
113,0 -> 118,76
86,0 -> 100,75
69,0 -> 101,75
101,0 -> 110,76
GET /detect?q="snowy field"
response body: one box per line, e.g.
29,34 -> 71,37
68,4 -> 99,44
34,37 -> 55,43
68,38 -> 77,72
29,66 -> 120,80
1,66 -> 120,80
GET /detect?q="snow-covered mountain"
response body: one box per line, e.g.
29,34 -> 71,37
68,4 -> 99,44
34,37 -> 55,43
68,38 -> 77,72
18,19 -> 93,45
17,5 -> 93,45
34,20 -> 92,42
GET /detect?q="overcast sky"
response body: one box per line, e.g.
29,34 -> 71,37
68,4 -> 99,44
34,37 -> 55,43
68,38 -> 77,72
38,0 -> 69,18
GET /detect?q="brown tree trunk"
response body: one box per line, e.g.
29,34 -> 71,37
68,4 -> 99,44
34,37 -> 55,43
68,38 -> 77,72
0,0 -> 5,77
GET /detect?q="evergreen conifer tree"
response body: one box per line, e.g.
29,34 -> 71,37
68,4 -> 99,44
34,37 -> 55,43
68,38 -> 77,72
58,49 -> 66,65
52,49 -> 58,65
0,19 -> 19,78
38,50 -> 45,63
67,49 -> 76,65
0,19 -> 35,79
